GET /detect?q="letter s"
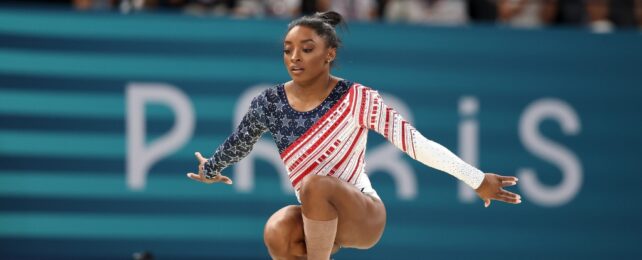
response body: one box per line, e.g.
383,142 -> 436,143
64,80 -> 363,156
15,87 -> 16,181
518,98 -> 582,207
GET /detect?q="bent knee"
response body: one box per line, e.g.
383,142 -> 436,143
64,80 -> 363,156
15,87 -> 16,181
264,225 -> 286,253
341,232 -> 382,250
344,240 -> 377,250
264,206 -> 302,257
299,175 -> 337,202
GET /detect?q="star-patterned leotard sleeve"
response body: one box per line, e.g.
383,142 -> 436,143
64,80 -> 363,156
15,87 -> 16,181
203,94 -> 269,178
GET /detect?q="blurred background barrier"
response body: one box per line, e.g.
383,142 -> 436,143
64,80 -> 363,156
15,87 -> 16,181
0,5 -> 641,259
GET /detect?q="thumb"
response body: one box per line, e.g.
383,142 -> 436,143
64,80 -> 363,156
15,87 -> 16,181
484,199 -> 491,208
222,176 -> 233,185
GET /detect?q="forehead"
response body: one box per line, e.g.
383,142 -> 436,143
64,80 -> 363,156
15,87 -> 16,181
284,26 -> 323,44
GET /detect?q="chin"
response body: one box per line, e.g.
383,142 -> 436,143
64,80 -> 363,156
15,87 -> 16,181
290,74 -> 310,83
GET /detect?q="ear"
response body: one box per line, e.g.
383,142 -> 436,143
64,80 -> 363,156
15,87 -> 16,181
326,48 -> 337,63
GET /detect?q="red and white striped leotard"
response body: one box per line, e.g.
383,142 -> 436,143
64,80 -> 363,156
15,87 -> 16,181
205,80 -> 485,202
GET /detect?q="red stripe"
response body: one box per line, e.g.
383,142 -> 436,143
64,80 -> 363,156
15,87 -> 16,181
292,162 -> 319,188
329,128 -> 365,176
368,103 -> 377,130
370,98 -> 378,128
369,94 -> 379,129
358,87 -> 367,127
349,84 -> 359,117
384,108 -> 391,138
347,149 -> 365,183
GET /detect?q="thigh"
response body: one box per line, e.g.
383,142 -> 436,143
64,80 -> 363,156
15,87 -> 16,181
328,178 -> 387,249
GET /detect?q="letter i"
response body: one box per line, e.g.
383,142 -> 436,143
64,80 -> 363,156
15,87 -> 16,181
458,96 -> 479,202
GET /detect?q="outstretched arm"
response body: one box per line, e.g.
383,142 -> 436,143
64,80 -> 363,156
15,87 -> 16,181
409,128 -> 522,207
360,88 -> 521,207
187,95 -> 268,184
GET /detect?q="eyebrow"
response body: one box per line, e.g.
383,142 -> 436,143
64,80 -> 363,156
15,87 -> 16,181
284,39 -> 316,44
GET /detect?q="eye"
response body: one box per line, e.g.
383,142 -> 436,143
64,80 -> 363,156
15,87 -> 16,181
283,49 -> 291,54
303,48 -> 313,53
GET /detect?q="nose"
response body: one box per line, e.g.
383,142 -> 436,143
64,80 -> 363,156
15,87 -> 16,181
290,49 -> 301,63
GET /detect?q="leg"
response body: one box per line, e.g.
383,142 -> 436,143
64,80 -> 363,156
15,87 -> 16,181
299,174 -> 386,250
264,205 -> 306,260
264,205 -> 340,260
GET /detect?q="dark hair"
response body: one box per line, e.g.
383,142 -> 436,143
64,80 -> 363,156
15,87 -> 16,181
287,11 -> 346,66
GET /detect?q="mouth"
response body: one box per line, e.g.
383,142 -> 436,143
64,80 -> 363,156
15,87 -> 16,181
290,66 -> 305,74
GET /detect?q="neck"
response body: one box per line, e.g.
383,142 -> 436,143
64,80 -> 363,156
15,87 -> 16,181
290,73 -> 334,101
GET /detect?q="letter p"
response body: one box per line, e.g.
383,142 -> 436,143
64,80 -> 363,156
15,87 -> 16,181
126,83 -> 195,190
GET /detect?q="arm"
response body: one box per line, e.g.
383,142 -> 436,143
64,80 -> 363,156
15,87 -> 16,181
361,89 -> 484,189
187,95 -> 269,184
361,88 -> 521,206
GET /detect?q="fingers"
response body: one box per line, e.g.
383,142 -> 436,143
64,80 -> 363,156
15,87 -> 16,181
499,175 -> 518,183
219,175 -> 233,185
497,195 -> 522,204
497,189 -> 522,204
482,187 -> 523,208
483,195 -> 521,208
498,189 -> 521,200
501,180 -> 517,187
210,175 -> 233,185
187,172 -> 233,185
194,152 -> 207,164
187,172 -> 202,182
187,172 -> 213,184
498,176 -> 520,204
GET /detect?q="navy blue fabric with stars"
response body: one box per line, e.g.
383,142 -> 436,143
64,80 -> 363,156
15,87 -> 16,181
204,80 -> 352,178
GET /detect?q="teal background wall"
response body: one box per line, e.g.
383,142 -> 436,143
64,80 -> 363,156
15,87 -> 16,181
1,7 -> 641,259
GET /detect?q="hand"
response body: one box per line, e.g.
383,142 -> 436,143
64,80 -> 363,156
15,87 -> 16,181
186,152 -> 233,185
475,173 -> 521,208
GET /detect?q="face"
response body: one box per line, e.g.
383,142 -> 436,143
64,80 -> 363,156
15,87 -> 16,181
283,25 -> 336,84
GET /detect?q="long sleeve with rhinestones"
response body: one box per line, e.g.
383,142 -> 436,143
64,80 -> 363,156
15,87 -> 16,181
360,89 -> 485,189
203,95 -> 268,178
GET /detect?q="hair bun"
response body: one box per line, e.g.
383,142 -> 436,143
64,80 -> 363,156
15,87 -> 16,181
315,11 -> 344,29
